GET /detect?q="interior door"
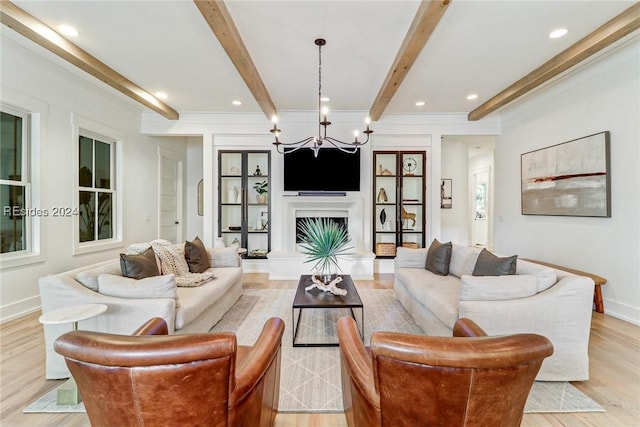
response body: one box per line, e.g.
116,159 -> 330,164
158,148 -> 183,243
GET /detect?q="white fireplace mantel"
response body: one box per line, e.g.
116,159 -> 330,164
268,194 -> 375,280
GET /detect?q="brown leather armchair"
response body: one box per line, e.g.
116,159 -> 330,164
54,316 -> 285,427
337,317 -> 553,427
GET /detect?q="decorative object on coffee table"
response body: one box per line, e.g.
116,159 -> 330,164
298,217 -> 353,289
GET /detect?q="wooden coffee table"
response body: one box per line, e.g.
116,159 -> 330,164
292,275 -> 363,347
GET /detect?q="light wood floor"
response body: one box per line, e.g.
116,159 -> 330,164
1,273 -> 638,426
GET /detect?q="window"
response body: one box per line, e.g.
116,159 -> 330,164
0,109 -> 29,254
78,133 -> 115,244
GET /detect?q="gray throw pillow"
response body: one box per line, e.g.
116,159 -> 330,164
425,239 -> 452,276
120,247 -> 160,279
184,236 -> 210,273
472,248 -> 517,276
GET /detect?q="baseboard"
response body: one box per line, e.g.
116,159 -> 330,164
603,298 -> 640,326
0,295 -> 41,324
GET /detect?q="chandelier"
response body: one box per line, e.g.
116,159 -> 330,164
270,38 -> 373,157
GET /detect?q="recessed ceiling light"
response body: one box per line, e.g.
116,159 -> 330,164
320,97 -> 330,102
232,100 -> 242,106
548,28 -> 568,39
57,24 -> 78,37
155,92 -> 168,100
466,93 -> 478,101
415,101 -> 426,106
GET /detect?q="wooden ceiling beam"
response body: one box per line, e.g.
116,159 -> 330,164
369,0 -> 451,121
194,0 -> 277,120
468,3 -> 640,121
0,1 -> 179,120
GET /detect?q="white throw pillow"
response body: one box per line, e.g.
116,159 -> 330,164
516,261 -> 557,292
394,247 -> 429,269
449,245 -> 482,278
98,273 -> 177,300
209,247 -> 239,268
459,274 -> 538,301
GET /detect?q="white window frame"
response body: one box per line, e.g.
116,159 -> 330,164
0,105 -> 42,269
72,114 -> 123,255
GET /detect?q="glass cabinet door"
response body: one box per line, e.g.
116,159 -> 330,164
218,151 -> 270,259
373,151 -> 425,258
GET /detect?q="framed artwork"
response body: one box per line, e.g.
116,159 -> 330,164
440,179 -> 452,209
521,131 -> 610,217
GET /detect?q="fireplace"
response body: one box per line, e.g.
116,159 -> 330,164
295,217 -> 348,243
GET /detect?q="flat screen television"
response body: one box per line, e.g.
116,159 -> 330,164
284,148 -> 361,192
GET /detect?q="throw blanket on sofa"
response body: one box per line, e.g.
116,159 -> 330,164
126,240 -> 215,287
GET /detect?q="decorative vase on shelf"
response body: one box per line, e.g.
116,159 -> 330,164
377,187 -> 388,203
379,208 -> 387,226
384,219 -> 393,231
228,186 -> 238,204
237,192 -> 242,204
214,237 -> 225,249
257,194 -> 267,204
377,164 -> 383,175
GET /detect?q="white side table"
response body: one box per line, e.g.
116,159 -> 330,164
39,303 -> 108,405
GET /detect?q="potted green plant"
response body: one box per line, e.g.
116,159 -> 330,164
253,180 -> 268,204
298,218 -> 353,286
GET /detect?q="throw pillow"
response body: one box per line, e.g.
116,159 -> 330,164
472,248 -> 517,276
120,247 -> 160,279
395,247 -> 429,269
425,239 -> 452,276
98,273 -> 177,301
76,261 -> 123,291
184,236 -> 210,273
459,274 -> 538,301
210,247 -> 240,268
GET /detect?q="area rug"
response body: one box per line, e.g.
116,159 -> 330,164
24,289 -> 604,414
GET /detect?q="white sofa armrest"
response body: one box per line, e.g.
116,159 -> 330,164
39,274 -> 176,379
458,273 -> 594,381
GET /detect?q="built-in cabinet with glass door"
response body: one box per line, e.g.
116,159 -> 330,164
372,151 -> 426,258
218,151 -> 270,259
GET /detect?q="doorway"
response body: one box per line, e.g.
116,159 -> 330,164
472,166 -> 490,247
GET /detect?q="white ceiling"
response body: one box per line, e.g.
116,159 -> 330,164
7,0 -> 638,119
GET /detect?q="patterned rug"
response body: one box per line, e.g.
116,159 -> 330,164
24,289 -> 604,414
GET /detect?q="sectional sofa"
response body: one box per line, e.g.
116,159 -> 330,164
394,245 -> 594,381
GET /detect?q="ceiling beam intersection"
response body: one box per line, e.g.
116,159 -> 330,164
468,2 -> 640,121
0,1 -> 180,120
369,0 -> 452,121
194,0 -> 277,120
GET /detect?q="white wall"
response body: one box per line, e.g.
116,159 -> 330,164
441,141 -> 470,245
185,137 -> 204,241
494,38 -> 640,325
0,35 -> 187,322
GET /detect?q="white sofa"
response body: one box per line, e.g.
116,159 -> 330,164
39,245 -> 243,379
394,245 -> 594,381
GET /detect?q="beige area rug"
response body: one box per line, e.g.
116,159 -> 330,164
24,289 -> 604,415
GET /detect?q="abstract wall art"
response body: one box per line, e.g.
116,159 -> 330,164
521,131 -> 610,217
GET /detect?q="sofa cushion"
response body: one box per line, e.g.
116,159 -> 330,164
395,268 -> 460,329
395,247 -> 429,269
98,274 -> 177,301
175,266 -> 243,329
76,261 -> 123,291
449,245 -> 481,278
425,239 -> 452,276
516,260 -> 558,293
459,274 -> 538,301
120,247 -> 160,279
472,248 -> 517,276
184,236 -> 210,273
